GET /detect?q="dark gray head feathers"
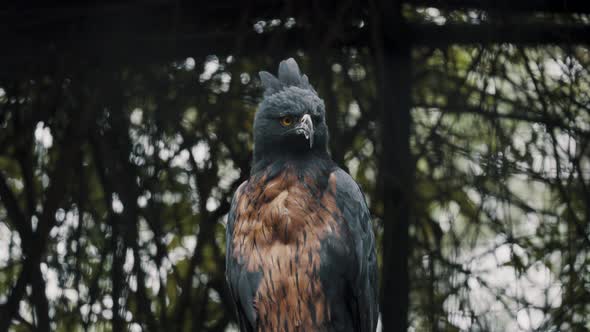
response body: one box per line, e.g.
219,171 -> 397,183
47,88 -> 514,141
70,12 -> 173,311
259,58 -> 316,97
252,58 -> 329,164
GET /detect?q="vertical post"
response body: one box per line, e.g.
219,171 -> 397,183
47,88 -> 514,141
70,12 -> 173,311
373,0 -> 413,331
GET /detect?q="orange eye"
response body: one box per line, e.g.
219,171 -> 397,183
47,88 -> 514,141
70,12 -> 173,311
280,116 -> 294,126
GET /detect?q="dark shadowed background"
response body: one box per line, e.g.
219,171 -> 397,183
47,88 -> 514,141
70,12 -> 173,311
0,1 -> 589,331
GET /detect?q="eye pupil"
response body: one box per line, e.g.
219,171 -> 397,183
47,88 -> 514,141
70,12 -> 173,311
281,116 -> 293,126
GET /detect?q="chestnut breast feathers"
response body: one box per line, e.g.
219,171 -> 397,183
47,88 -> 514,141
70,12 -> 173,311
231,169 -> 341,331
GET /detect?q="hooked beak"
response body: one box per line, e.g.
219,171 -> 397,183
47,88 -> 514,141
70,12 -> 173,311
295,114 -> 314,148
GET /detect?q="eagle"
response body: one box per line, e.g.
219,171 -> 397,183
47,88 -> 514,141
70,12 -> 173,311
226,58 -> 378,332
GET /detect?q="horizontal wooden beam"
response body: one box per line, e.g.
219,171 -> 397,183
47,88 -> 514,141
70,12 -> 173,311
407,0 -> 590,14
0,21 -> 589,78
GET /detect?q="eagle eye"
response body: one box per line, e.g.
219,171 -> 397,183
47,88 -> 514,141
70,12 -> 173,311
280,116 -> 294,127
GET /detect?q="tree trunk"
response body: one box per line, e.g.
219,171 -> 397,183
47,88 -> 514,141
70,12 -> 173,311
373,0 -> 413,331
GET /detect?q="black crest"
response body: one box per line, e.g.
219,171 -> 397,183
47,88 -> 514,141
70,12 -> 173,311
259,58 -> 316,97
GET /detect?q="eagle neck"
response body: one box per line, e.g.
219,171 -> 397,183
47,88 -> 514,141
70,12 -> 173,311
250,151 -> 333,180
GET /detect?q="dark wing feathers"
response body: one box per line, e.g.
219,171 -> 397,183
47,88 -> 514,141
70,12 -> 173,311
332,168 -> 379,332
226,181 -> 259,332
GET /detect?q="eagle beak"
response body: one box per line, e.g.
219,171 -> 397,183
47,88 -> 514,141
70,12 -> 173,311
295,114 -> 314,148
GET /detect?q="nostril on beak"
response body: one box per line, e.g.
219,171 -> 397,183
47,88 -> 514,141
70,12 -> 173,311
301,114 -> 312,125
300,114 -> 314,148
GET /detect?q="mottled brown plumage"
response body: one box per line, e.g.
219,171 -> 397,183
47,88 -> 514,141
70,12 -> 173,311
232,167 -> 341,331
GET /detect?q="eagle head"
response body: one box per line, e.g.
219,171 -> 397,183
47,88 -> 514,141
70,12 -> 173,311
253,58 -> 328,162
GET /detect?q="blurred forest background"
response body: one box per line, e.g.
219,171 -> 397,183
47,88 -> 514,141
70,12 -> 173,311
0,1 -> 589,331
